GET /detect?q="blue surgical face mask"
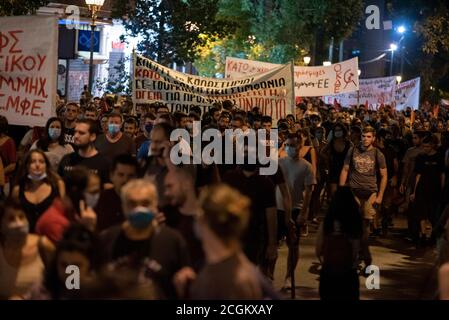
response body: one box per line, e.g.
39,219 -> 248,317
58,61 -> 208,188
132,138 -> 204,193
108,123 -> 121,135
48,128 -> 61,140
126,206 -> 155,229
285,146 -> 297,158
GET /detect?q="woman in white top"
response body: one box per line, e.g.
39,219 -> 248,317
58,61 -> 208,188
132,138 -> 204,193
0,198 -> 54,300
30,117 -> 74,171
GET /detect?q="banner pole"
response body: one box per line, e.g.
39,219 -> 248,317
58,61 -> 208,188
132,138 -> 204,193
290,60 -> 296,116
131,48 -> 137,116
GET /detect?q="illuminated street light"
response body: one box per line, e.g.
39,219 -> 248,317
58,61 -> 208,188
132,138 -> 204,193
390,43 -> 398,51
303,56 -> 311,66
396,75 -> 402,84
323,61 -> 331,66
397,25 -> 406,34
85,0 -> 105,95
358,69 -> 361,76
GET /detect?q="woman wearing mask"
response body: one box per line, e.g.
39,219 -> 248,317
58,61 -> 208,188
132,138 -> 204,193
30,117 -> 74,170
11,150 -> 65,231
0,198 -> 54,299
322,123 -> 352,197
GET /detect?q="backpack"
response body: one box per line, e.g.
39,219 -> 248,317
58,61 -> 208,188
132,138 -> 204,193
322,232 -> 355,272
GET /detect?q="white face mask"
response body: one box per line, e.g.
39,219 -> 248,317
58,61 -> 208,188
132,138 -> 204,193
334,131 -> 343,138
28,172 -> 47,181
84,192 -> 100,208
2,221 -> 29,240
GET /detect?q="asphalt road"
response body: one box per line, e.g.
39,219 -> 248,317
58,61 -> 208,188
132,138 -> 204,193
271,216 -> 438,300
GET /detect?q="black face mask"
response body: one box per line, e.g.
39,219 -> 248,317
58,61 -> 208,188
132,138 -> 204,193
241,163 -> 258,172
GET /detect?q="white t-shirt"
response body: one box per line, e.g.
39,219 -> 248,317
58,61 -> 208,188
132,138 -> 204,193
276,157 -> 316,210
30,141 -> 74,171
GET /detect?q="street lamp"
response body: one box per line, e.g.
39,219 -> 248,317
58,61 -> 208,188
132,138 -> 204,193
85,0 -> 105,96
397,25 -> 406,34
358,69 -> 361,76
303,56 -> 311,66
323,61 -> 331,66
389,43 -> 397,76
396,75 -> 402,84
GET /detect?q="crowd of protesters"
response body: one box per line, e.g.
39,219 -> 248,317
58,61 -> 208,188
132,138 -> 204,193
1,90 -> 449,300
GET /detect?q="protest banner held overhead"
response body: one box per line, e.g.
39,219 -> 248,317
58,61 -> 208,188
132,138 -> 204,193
0,15 -> 58,127
324,76 -> 396,109
225,56 -> 359,99
394,77 -> 420,110
133,54 -> 295,123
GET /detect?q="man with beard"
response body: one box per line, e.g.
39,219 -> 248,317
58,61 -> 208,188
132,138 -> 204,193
58,119 -> 110,186
163,167 -> 204,271
141,123 -> 195,209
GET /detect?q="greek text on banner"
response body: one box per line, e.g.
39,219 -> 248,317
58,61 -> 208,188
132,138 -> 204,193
133,54 -> 294,123
225,56 -> 359,98
0,15 -> 58,127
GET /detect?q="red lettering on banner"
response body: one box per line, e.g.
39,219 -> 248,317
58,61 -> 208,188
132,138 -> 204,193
0,54 -> 47,72
11,54 -> 23,72
0,30 -> 23,54
0,94 -> 45,117
334,64 -> 342,94
0,76 -> 48,98
31,99 -> 44,116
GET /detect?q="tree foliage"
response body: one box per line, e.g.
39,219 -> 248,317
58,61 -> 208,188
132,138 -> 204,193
194,0 -> 363,75
112,0 -> 235,66
390,0 -> 449,96
96,57 -> 132,95
0,0 -> 48,16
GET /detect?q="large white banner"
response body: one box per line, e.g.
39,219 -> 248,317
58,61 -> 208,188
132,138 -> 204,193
134,54 -> 295,123
0,16 -> 58,127
324,76 -> 396,109
394,77 -> 420,110
225,56 -> 359,98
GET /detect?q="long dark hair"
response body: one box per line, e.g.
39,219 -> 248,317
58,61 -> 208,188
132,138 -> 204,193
15,149 -> 61,191
44,224 -> 97,300
0,197 -> 28,242
36,117 -> 66,151
323,186 -> 363,239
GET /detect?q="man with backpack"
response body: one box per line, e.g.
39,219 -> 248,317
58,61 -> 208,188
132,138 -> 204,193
339,126 -> 388,240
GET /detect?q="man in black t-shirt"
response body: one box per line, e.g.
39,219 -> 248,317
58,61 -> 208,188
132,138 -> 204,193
376,129 -> 399,232
95,154 -> 138,231
410,135 -> 446,239
58,119 -> 111,186
222,160 -> 277,272
98,179 -> 190,299
163,167 -> 204,271
63,102 -> 79,145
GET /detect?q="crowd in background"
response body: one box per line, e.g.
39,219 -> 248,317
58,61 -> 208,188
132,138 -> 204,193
1,88 -> 449,300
